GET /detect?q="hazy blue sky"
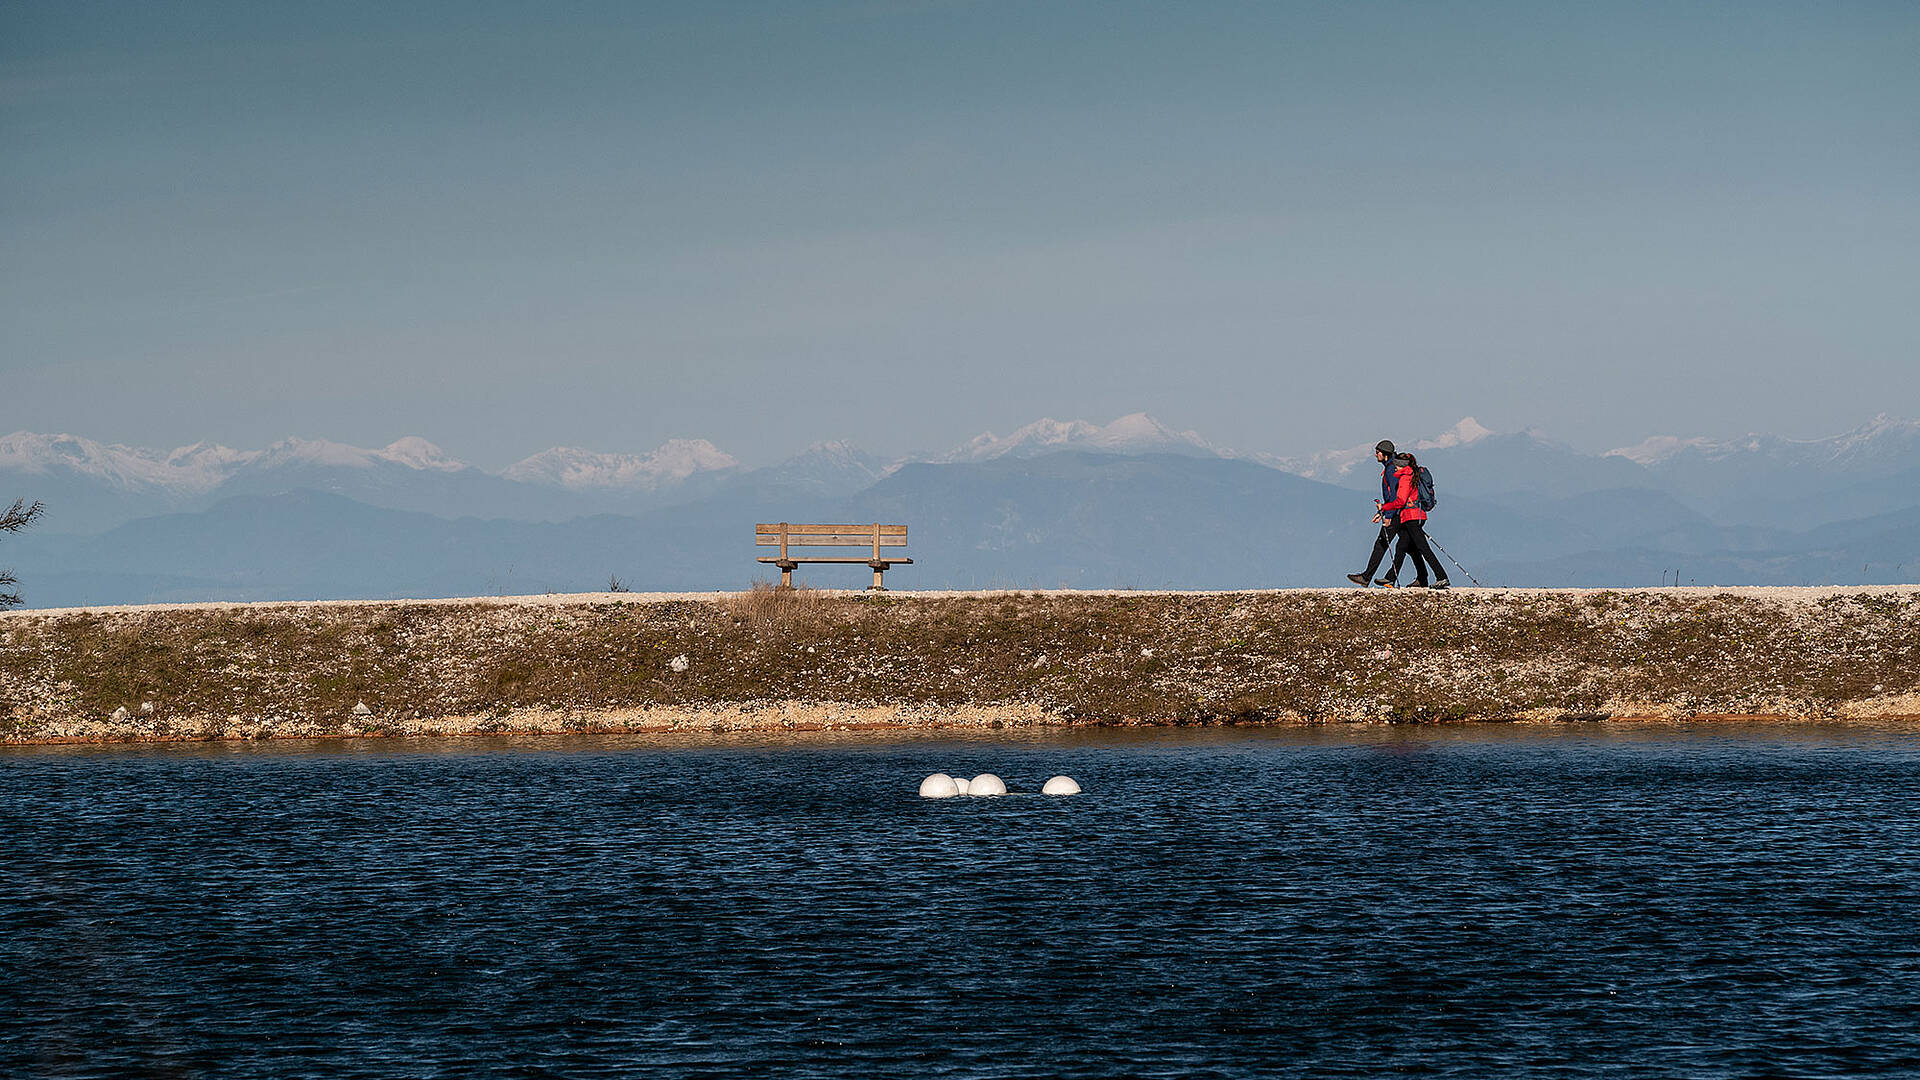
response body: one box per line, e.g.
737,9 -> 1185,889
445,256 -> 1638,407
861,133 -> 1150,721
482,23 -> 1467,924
5,1 -> 1916,466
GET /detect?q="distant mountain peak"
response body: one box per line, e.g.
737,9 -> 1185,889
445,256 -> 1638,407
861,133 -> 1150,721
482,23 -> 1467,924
940,412 -> 1216,463
787,440 -> 896,475
734,440 -> 895,496
0,431 -> 232,494
1606,434 -> 1715,466
380,436 -> 465,472
1281,418 -> 1500,481
502,438 -> 738,491
251,438 -> 350,468
243,436 -> 472,472
162,441 -> 254,473
1832,413 -> 1919,453
1418,417 -> 1495,450
791,439 -> 875,465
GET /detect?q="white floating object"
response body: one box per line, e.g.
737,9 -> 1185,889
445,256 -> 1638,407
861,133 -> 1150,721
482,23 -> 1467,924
968,773 -> 1007,796
1042,775 -> 1082,796
919,773 -> 960,798
952,775 -> 971,795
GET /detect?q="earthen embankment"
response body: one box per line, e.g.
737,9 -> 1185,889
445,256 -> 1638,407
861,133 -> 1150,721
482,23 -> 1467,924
3,586 -> 1917,743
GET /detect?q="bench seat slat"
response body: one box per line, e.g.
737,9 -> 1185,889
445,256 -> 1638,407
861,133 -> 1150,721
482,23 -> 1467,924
756,523 -> 907,536
756,535 -> 909,547
757,556 -> 915,564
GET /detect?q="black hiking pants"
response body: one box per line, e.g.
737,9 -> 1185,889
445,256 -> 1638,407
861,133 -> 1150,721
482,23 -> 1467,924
1359,523 -> 1396,580
1387,520 -> 1443,585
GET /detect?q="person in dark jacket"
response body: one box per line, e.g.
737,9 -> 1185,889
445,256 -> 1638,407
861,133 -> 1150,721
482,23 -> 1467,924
1346,440 -> 1402,587
1375,452 -> 1448,589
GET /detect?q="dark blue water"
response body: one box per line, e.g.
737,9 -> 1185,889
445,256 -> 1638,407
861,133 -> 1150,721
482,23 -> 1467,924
7,724 -> 1920,1079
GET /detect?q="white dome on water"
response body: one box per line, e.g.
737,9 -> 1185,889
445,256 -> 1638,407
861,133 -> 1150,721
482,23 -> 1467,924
968,773 -> 1007,796
919,773 -> 960,798
1042,775 -> 1082,796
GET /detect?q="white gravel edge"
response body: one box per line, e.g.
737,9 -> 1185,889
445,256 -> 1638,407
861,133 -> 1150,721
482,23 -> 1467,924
6,584 -> 1918,619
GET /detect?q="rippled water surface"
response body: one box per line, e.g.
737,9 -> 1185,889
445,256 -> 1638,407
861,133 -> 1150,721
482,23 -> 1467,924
7,723 -> 1920,1078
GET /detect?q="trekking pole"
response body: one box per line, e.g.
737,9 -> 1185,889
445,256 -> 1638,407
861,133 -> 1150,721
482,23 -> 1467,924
1423,532 -> 1484,587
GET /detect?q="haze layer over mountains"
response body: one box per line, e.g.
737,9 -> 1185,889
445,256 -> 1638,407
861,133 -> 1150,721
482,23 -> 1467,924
3,413 -> 1917,606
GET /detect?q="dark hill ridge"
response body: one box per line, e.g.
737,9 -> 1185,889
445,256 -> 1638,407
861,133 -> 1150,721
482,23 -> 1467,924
3,586 -> 1916,743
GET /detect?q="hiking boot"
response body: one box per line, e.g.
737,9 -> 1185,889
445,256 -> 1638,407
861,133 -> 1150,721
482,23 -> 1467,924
1373,577 -> 1394,587
1431,579 -> 1451,590
1345,573 -> 1371,586
1408,581 -> 1429,588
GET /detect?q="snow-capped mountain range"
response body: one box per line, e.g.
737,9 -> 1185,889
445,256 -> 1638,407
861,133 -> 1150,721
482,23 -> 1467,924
0,412 -> 1225,499
935,413 -> 1219,463
0,433 -> 472,496
0,431 -> 745,498
5,413 -> 1917,535
9,411 -> 1920,604
1607,413 -> 1920,470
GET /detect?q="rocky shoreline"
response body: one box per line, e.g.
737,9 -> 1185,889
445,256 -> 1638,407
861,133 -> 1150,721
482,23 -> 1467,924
3,586 -> 1917,744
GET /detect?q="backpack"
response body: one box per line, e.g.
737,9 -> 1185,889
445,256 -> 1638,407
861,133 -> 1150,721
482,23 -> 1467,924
1414,466 -> 1436,511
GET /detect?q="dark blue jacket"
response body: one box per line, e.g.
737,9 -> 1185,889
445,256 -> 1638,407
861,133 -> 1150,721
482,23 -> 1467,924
1379,461 -> 1399,524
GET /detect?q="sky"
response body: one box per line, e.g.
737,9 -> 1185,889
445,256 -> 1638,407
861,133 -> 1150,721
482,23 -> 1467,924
4,0 -> 1916,468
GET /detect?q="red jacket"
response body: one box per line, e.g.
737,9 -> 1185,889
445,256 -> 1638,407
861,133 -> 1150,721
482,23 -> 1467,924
1378,464 -> 1426,523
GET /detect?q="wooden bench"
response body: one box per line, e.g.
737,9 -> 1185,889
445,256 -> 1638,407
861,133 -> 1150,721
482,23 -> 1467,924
756,522 -> 912,591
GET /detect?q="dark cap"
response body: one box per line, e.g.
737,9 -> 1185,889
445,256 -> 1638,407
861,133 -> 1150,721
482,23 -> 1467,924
1374,440 -> 1395,456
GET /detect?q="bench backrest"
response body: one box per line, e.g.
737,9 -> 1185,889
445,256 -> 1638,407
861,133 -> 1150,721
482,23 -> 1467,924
756,523 -> 907,557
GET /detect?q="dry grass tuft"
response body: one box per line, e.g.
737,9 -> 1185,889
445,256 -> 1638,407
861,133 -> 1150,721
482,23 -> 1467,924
722,581 -> 839,630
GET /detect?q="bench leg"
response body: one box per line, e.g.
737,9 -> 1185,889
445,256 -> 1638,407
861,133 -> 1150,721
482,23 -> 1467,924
779,566 -> 794,590
869,566 -> 886,591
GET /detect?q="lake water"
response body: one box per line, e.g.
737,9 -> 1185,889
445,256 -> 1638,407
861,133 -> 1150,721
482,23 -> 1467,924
6,723 -> 1920,1079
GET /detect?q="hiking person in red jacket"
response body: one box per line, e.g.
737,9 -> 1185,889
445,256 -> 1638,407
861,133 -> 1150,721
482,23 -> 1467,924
1346,440 -> 1404,587
1374,453 -> 1448,589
